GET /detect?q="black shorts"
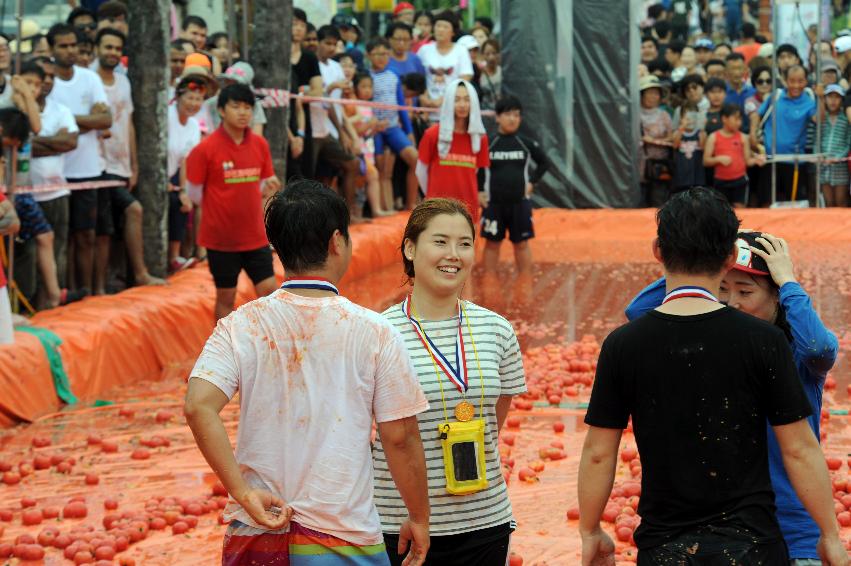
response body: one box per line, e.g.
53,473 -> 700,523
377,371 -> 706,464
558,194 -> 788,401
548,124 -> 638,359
103,174 -> 136,230
480,199 -> 534,243
384,523 -> 511,566
207,246 -> 275,289
714,176 -> 749,205
69,174 -> 112,234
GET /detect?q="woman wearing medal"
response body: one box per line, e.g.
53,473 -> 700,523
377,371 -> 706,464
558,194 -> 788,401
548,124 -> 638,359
372,198 -> 527,566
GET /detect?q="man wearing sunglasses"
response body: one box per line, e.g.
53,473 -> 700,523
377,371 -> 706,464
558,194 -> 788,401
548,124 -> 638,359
67,7 -> 97,43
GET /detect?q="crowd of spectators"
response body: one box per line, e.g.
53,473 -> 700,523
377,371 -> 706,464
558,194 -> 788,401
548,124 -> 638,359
639,1 -> 851,209
0,2 -> 517,342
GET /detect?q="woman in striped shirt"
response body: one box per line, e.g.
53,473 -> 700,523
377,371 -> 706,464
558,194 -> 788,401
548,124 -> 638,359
373,198 -> 527,566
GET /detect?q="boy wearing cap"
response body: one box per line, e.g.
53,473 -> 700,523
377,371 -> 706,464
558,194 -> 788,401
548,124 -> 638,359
581,188 -> 846,566
694,38 -> 715,67
820,83 -> 849,207
204,62 -> 267,136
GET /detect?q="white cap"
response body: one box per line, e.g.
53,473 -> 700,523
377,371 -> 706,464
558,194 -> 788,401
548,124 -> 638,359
457,35 -> 479,51
757,42 -> 774,58
836,35 -> 851,54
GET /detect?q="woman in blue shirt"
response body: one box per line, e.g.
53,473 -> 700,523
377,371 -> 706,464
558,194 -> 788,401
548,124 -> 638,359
625,231 -> 838,564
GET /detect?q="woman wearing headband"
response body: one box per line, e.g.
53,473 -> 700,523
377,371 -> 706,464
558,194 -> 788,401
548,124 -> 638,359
373,198 -> 526,566
625,231 -> 838,564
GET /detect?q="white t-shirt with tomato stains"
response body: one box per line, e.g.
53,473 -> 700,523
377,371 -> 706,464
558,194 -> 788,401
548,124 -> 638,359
190,290 -> 429,546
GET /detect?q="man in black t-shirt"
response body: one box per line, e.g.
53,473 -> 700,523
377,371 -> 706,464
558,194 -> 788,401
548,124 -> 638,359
289,9 -> 323,179
578,188 -> 847,566
479,96 -> 551,273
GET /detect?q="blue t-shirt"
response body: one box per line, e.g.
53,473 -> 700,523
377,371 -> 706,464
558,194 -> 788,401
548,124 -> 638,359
759,91 -> 816,156
725,83 -> 756,132
625,278 -> 838,559
387,53 -> 426,79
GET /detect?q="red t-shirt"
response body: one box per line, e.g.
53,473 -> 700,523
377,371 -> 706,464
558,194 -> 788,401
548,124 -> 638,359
186,127 -> 274,252
418,124 -> 490,224
733,43 -> 761,65
713,130 -> 747,181
0,193 -> 6,288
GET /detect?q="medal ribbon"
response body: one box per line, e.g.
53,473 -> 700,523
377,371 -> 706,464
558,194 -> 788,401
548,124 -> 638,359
403,295 -> 468,393
281,277 -> 339,295
661,286 -> 719,304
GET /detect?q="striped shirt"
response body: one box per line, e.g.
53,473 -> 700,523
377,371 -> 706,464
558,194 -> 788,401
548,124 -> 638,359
373,300 -> 527,535
370,69 -> 407,131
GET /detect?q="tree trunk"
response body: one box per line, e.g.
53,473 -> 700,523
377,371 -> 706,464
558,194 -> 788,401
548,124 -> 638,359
250,0 -> 292,177
127,0 -> 170,277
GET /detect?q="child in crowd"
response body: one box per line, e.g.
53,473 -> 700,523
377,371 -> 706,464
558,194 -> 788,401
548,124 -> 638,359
416,79 -> 489,225
348,73 -> 394,216
703,103 -> 765,207
703,77 -> 728,186
672,98 -> 706,192
819,84 -> 850,207
480,96 -> 551,273
704,77 -> 727,135
336,52 -> 357,101
366,37 -> 420,210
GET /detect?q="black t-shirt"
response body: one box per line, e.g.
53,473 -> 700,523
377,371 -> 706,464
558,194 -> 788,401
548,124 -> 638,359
483,133 -> 551,204
585,307 -> 811,550
705,110 -> 723,135
289,49 -> 321,133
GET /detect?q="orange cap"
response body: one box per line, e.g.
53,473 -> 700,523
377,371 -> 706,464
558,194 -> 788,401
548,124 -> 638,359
184,53 -> 211,69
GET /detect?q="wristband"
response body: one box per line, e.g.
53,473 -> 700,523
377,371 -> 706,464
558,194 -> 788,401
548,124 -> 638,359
296,130 -> 305,137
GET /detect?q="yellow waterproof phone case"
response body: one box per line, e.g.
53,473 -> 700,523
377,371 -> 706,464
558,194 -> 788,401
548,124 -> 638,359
438,419 -> 488,495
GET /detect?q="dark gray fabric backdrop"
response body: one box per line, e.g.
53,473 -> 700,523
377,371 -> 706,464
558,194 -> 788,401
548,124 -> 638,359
501,0 -> 640,208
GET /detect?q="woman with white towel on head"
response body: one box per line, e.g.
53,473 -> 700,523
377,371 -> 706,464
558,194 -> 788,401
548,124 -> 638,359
415,79 -> 490,226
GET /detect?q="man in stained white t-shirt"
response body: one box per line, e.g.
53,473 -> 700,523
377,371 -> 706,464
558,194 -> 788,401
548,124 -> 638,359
185,179 -> 430,565
94,27 -> 165,290
46,22 -> 111,294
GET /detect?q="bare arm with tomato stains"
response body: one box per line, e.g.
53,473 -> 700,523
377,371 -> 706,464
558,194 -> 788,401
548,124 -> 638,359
496,395 -> 513,432
378,416 -> 430,566
774,420 -> 849,566
578,426 -> 620,566
184,378 -> 292,531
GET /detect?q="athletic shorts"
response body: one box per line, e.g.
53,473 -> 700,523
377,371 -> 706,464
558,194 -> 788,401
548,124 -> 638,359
102,174 -> 136,230
14,193 -> 52,242
207,246 -> 275,289
714,176 -> 748,205
480,199 -> 534,243
222,520 -> 390,566
313,136 -> 356,169
384,522 -> 511,566
373,126 -> 412,156
68,174 -> 108,233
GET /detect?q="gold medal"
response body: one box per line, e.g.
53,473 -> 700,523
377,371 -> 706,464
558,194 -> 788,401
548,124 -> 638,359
455,401 -> 475,422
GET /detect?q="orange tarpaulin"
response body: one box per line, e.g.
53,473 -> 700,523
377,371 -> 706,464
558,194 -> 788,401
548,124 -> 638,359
0,214 -> 411,427
1,209 -> 850,427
